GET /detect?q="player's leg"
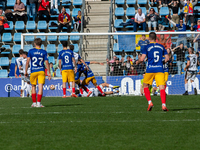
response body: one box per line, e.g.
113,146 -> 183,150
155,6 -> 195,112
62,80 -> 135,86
68,70 -> 77,97
94,81 -> 105,96
140,85 -> 144,96
30,72 -> 37,107
143,73 -> 154,111
62,70 -> 67,98
26,82 -> 31,97
70,81 -> 77,97
36,71 -> 46,107
156,73 -> 168,111
164,72 -> 169,90
183,72 -> 189,95
81,78 -> 93,97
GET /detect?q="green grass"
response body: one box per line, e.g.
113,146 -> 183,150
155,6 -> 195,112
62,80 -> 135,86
0,95 -> 200,150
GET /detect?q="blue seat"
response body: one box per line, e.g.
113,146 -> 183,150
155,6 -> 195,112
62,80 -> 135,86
126,7 -> 135,17
37,21 -> 47,30
41,44 -> 45,50
194,6 -> 200,15
114,19 -> 123,28
36,32 -> 46,41
47,44 -> 56,53
7,0 -> 15,7
149,7 -> 158,13
139,7 -> 147,16
113,43 -> 121,52
66,8 -> 71,16
115,0 -> 125,5
50,9 -> 59,18
73,0 -> 82,6
56,69 -> 62,77
26,21 -> 36,31
4,21 -> 13,31
2,33 -> 12,42
160,7 -> 169,16
62,0 -> 71,6
57,44 -> 63,53
48,56 -> 55,64
25,33 -> 35,42
13,33 -> 22,43
0,57 -> 9,66
72,8 -> 81,17
137,0 -> 147,5
15,21 -> 25,31
12,45 -> 21,54
49,20 -> 58,30
24,45 -> 33,52
47,32 -> 57,42
126,0 -> 136,5
115,55 -> 122,60
70,32 -> 80,41
59,33 -> 68,41
11,57 -> 17,64
125,19 -> 134,28
2,45 -> 11,50
72,44 -> 79,53
115,7 -> 124,17
0,70 -> 8,78
113,31 -> 123,40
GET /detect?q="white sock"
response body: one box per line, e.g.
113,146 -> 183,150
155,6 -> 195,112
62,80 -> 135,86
33,102 -> 36,105
37,102 -> 41,106
185,83 -> 188,91
192,82 -> 196,89
148,100 -> 152,105
24,82 -> 27,90
27,84 -> 30,94
162,103 -> 166,107
109,84 -> 114,88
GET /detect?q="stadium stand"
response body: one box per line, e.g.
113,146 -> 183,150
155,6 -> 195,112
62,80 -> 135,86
0,57 -> 9,66
26,21 -> 36,31
15,21 -> 25,31
0,70 -> 8,78
47,44 -> 57,54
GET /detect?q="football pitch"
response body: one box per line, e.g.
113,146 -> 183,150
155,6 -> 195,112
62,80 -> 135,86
0,95 -> 200,150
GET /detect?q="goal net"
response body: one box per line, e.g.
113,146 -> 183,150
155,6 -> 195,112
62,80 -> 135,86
20,32 -> 200,97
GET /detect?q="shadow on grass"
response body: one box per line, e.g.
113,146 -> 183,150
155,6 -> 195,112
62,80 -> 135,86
171,108 -> 200,111
45,104 -> 83,107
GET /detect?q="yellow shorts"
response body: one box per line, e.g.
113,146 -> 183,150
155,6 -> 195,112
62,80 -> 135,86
62,70 -> 75,83
143,72 -> 165,86
30,71 -> 45,85
82,76 -> 97,85
164,72 -> 169,82
75,79 -> 80,85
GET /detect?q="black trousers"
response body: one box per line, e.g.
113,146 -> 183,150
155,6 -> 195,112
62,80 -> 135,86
13,14 -> 25,23
58,23 -> 70,33
39,10 -> 50,23
0,25 -> 4,35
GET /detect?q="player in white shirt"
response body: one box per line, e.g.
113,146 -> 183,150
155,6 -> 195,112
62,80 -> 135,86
183,47 -> 199,95
21,51 -> 31,97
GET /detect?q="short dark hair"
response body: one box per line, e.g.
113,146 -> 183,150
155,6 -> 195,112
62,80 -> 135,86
69,45 -> 74,51
149,32 -> 156,41
62,41 -> 68,48
196,52 -> 199,55
19,49 -> 24,55
23,51 -> 28,56
49,62 -> 53,65
34,38 -> 42,46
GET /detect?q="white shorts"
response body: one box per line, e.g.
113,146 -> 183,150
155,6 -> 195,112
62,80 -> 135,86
185,71 -> 197,81
24,75 -> 30,82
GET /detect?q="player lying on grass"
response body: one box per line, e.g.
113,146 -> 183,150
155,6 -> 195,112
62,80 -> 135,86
136,32 -> 169,111
58,41 -> 77,98
25,38 -> 51,107
183,47 -> 199,95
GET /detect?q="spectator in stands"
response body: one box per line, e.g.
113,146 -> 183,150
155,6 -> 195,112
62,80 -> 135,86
191,20 -> 200,31
136,35 -> 149,52
0,9 -> 6,35
127,65 -> 138,76
193,33 -> 200,53
51,0 -> 58,9
134,8 -> 146,32
58,7 -> 71,33
47,62 -> 59,77
27,0 -> 37,21
38,0 -> 50,23
107,55 -> 123,75
74,10 -> 83,32
147,8 -> 159,31
168,1 -> 180,30
123,56 -> 133,74
0,0 -> 6,11
13,0 -> 26,23
157,34 -> 171,49
158,0 -> 169,8
135,54 -> 146,75
167,18 -> 187,47
171,43 -> 187,75
181,0 -> 197,28
110,57 -> 123,76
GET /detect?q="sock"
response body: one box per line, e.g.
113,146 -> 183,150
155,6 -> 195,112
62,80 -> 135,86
109,84 -> 114,88
97,85 -> 104,94
63,88 -> 66,95
192,82 -> 196,89
82,86 -> 90,92
144,87 -> 151,102
32,93 -> 36,103
80,88 -> 83,94
72,88 -> 75,94
160,89 -> 166,104
37,94 -> 42,103
185,83 -> 188,91
165,84 -> 167,90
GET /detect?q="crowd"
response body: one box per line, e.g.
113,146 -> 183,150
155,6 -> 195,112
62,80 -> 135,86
0,0 -> 83,35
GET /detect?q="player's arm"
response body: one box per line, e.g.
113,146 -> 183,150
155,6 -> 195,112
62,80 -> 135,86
194,34 -> 200,43
136,54 -> 146,65
90,61 -> 104,65
15,64 -> 18,78
80,58 -> 89,70
58,59 -> 62,75
45,60 -> 51,80
72,57 -> 77,73
25,58 -> 30,77
171,45 -> 179,52
184,59 -> 190,71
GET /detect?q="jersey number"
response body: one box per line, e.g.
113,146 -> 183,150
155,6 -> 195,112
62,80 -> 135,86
32,57 -> 43,67
154,51 -> 159,62
65,56 -> 69,63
